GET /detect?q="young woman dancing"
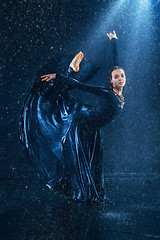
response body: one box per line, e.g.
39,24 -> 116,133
20,31 -> 126,203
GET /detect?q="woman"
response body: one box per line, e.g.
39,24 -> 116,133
20,31 -> 125,203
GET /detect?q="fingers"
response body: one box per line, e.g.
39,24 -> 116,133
41,77 -> 49,81
107,31 -> 116,35
41,76 -> 50,81
107,31 -> 118,40
46,78 -> 51,82
113,30 -> 118,39
41,74 -> 51,81
107,33 -> 112,40
41,75 -> 48,78
41,76 -> 48,81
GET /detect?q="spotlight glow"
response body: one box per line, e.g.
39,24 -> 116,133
82,0 -> 129,46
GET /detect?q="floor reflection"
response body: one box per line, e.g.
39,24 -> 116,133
0,169 -> 160,240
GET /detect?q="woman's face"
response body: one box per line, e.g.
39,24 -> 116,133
110,68 -> 126,89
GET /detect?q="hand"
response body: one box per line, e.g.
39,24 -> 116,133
41,73 -> 56,82
107,30 -> 118,40
69,51 -> 84,72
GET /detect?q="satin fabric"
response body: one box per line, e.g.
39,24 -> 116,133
19,56 -> 121,202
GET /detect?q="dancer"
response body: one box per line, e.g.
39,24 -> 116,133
20,31 -> 125,203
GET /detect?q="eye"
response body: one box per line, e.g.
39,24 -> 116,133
114,75 -> 119,79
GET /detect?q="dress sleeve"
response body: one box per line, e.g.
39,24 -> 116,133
111,38 -> 119,66
56,73 -> 108,96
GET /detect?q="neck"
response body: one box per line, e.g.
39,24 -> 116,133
113,87 -> 123,96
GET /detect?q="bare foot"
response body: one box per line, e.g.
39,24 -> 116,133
69,51 -> 84,72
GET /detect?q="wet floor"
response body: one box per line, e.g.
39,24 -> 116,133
1,0 -> 160,238
0,155 -> 160,240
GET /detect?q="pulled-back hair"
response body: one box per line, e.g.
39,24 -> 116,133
108,66 -> 125,89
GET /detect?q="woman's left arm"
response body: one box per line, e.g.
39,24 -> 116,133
107,30 -> 119,66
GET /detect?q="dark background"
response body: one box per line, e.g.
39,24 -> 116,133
1,0 -> 160,174
0,1 -> 160,239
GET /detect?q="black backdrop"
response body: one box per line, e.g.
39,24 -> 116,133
1,0 -> 160,176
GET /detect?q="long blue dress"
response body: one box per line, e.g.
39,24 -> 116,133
19,39 -> 123,202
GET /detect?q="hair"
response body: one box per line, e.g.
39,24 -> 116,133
108,66 -> 125,89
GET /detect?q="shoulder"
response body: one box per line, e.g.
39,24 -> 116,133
100,87 -> 113,95
101,88 -> 120,104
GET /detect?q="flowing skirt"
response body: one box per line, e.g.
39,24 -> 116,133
19,56 -> 104,202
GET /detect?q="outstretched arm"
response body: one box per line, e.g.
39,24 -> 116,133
41,73 -> 107,96
107,30 -> 119,66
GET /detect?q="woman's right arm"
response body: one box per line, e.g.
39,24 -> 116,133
41,73 -> 108,96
